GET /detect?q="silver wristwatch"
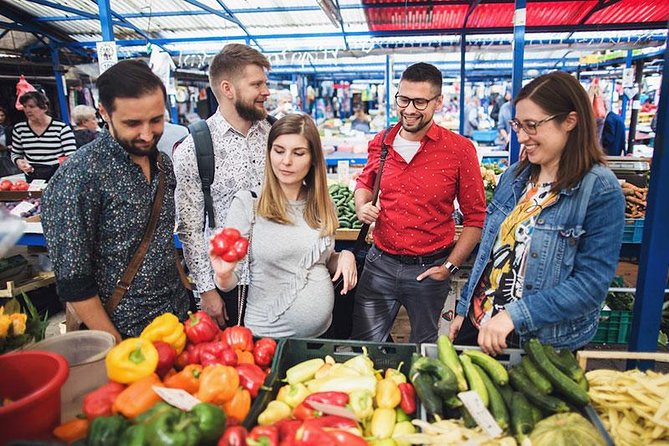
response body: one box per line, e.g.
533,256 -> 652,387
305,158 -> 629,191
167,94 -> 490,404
443,261 -> 460,274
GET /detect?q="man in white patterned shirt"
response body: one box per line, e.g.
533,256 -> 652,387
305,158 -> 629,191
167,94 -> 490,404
173,44 -> 272,326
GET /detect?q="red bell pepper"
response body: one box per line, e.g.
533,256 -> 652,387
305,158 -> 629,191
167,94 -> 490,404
276,419 -> 302,442
253,338 -> 277,368
218,425 -> 248,446
398,382 -> 417,414
153,341 -> 177,378
248,425 -> 279,446
296,424 -> 335,446
82,381 -> 126,420
184,310 -> 219,344
236,363 -> 267,398
302,416 -> 358,430
223,326 -> 255,352
328,430 -> 367,446
292,402 -> 321,420
199,341 -> 238,367
303,391 -> 349,409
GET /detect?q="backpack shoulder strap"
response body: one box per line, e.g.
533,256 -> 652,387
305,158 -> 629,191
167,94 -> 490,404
188,120 -> 216,229
265,115 -> 277,125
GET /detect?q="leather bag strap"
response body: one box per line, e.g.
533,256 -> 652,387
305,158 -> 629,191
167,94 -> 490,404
105,157 -> 167,315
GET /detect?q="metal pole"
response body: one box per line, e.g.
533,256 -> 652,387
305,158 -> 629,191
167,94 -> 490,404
509,0 -> 526,164
97,0 -> 114,41
50,46 -> 69,125
626,60 -> 644,155
627,45 -> 669,370
621,49 -> 633,124
385,54 -> 391,129
458,32 -> 466,136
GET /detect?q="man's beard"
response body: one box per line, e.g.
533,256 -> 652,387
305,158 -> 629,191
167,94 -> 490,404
109,122 -> 160,157
400,111 -> 431,134
235,97 -> 267,122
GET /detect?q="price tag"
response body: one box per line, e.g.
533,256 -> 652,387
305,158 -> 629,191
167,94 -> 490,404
29,179 -> 47,191
10,201 -> 36,217
153,386 -> 201,411
337,160 -> 350,183
458,391 -> 503,438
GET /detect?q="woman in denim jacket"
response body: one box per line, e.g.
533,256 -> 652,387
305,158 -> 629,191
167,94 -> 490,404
451,72 -> 625,354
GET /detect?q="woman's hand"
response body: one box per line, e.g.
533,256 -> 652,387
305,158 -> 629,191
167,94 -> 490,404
331,250 -> 357,295
208,245 -> 239,291
477,310 -> 515,356
449,315 -> 464,341
16,159 -> 33,174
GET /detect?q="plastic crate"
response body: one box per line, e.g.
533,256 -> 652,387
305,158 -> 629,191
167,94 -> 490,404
472,130 -> 498,144
243,337 -> 418,429
622,218 -> 644,244
591,310 -> 632,344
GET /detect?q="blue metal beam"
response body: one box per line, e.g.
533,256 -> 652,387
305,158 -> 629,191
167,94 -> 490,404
627,43 -> 669,370
97,0 -> 114,41
621,50 -> 633,124
50,46 -> 69,125
385,54 -> 391,128
510,0 -> 526,165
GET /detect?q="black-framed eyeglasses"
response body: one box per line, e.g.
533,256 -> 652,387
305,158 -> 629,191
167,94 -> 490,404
509,113 -> 565,135
395,93 -> 440,111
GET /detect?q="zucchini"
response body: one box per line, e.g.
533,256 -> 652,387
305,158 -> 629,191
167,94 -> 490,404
510,392 -> 534,443
526,339 -> 590,407
498,384 -> 514,411
460,355 -> 489,408
576,374 -> 589,392
461,406 -> 478,429
437,335 -> 468,392
508,366 -> 570,414
558,348 -> 587,382
473,364 -> 510,431
462,349 -> 509,387
339,220 -> 351,228
410,372 -> 442,418
529,403 -> 543,425
543,345 -> 585,382
520,356 -> 553,395
409,355 -> 458,398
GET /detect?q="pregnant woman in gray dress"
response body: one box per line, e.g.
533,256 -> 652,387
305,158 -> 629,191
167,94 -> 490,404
210,114 -> 357,337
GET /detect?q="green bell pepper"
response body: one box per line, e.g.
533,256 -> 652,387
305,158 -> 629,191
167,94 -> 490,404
87,414 -> 130,446
119,424 -> 146,446
189,403 -> 226,445
145,407 -> 201,446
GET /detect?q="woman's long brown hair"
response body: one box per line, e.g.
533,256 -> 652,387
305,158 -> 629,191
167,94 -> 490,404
257,114 -> 338,236
514,71 -> 605,192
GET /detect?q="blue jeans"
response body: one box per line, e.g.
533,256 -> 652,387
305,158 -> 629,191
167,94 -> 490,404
351,245 -> 451,344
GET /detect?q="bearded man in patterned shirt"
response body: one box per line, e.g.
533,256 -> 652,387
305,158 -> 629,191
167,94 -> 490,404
173,44 -> 272,327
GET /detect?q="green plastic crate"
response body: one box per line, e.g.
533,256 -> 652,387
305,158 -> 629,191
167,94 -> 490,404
592,310 -> 632,344
243,337 -> 418,429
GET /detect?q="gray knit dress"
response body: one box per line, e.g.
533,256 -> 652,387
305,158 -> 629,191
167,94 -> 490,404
225,190 -> 335,337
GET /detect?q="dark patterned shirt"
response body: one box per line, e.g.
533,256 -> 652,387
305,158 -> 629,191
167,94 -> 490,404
42,130 -> 189,336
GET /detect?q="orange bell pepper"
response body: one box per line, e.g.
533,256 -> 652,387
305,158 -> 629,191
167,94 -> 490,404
236,349 -> 255,365
197,365 -> 239,404
112,373 -> 164,419
164,364 -> 203,395
53,418 -> 89,443
223,387 -> 251,423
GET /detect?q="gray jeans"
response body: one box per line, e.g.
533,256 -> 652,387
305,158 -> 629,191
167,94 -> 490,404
351,245 -> 451,344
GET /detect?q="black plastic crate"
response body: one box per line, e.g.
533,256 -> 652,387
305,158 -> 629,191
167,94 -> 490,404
243,337 -> 418,429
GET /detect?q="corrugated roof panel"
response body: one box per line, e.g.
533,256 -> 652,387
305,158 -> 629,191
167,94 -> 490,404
586,0 -> 669,25
526,2 -> 596,27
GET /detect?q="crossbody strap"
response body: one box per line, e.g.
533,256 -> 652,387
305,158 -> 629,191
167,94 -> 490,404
237,191 -> 257,326
106,156 -> 167,315
352,127 -> 392,254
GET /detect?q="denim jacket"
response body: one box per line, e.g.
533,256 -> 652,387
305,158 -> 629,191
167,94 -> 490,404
457,162 -> 625,350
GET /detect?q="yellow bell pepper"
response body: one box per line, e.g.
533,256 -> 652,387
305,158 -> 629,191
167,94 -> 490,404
276,383 -> 310,408
140,313 -> 186,354
371,408 -> 396,440
375,378 -> 401,409
392,421 -> 416,446
257,400 -> 292,426
348,389 -> 375,420
384,363 -> 407,385
105,337 -> 158,384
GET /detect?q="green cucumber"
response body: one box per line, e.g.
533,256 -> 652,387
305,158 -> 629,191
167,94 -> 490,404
339,220 -> 351,228
544,345 -> 585,382
558,348 -> 587,382
462,349 -> 509,387
461,406 -> 478,429
437,335 -> 468,392
529,403 -> 543,424
460,355 -> 489,407
520,356 -> 553,395
526,339 -> 590,407
498,384 -> 514,411
409,355 -> 458,398
510,392 -> 534,443
508,366 -> 570,413
473,364 -> 510,431
576,374 -> 589,392
410,372 -> 442,418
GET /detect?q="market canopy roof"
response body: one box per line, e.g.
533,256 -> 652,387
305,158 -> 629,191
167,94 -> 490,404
0,0 -> 667,77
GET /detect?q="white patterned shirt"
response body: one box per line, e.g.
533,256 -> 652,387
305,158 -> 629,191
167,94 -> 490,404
173,112 -> 271,293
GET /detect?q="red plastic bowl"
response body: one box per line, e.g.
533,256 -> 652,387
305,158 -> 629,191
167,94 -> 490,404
0,350 -> 69,442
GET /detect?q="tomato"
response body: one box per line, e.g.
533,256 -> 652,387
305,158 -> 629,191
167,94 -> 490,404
221,228 -> 241,240
221,249 -> 239,263
211,233 -> 232,256
232,238 -> 249,258
0,179 -> 11,191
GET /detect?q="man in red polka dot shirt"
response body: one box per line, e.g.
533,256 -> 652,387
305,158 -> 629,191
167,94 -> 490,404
351,62 -> 487,344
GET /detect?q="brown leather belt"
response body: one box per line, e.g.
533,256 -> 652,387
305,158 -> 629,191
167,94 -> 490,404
379,245 -> 453,265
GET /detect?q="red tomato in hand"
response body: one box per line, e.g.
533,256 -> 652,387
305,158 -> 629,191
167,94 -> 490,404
0,180 -> 11,191
221,228 -> 241,240
232,238 -> 249,258
221,249 -> 239,263
211,233 -> 232,256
